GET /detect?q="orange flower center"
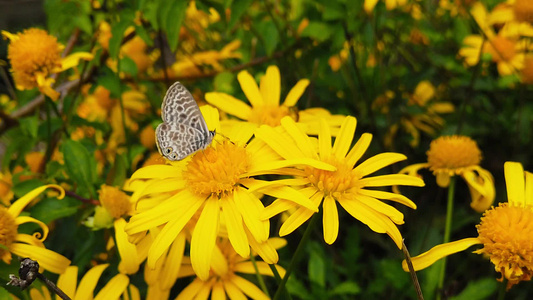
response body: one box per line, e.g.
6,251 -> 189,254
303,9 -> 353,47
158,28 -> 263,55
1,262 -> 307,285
426,135 -> 482,173
248,105 -> 291,127
514,0 -> 533,24
0,207 -> 18,259
487,36 -> 516,63
98,185 -> 132,219
7,28 -> 62,89
475,203 -> 533,289
305,156 -> 359,196
184,141 -> 250,197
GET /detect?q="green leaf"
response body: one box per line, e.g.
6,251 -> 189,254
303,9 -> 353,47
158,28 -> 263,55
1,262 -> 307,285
308,247 -> 326,287
31,196 -> 80,224
62,140 -> 96,197
228,0 -> 253,30
159,0 -> 188,51
214,72 -> 236,94
330,281 -> 361,295
13,179 -> 45,198
286,276 -> 312,299
135,24 -> 154,47
107,154 -> 127,187
109,19 -> 133,60
19,116 -> 39,138
300,22 -> 333,42
449,278 -> 499,300
256,21 -> 279,56
120,56 -> 139,77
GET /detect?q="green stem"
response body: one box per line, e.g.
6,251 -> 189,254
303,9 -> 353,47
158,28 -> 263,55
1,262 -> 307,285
273,213 -> 319,300
497,278 -> 507,300
269,263 -> 282,283
437,176 -> 456,300
250,254 -> 270,298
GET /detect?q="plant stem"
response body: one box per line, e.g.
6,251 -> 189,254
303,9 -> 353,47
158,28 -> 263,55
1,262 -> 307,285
250,254 -> 270,298
497,278 -> 507,300
273,213 -> 319,300
437,176 -> 456,300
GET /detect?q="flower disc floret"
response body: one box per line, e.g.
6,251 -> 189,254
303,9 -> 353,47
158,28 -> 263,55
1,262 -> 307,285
98,185 -> 132,219
0,207 -> 17,260
184,141 -> 250,197
475,202 -> 533,288
427,135 -> 482,173
248,105 -> 291,127
6,28 -> 62,89
306,157 -> 360,196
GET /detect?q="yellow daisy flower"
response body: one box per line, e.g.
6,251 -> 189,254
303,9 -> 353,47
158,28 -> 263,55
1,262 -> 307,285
364,0 -> 408,13
0,185 -> 70,274
0,170 -> 14,206
28,264 -> 140,300
255,116 -> 425,247
404,161 -> 533,289
399,135 -> 495,212
205,65 -> 344,134
125,105 -> 331,280
176,237 -> 286,300
2,28 -> 93,100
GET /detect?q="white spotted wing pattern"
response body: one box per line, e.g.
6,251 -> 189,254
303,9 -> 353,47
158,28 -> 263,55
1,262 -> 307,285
156,82 -> 216,161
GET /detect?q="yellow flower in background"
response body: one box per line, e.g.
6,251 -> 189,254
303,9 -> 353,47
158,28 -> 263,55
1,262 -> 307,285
513,0 -> 533,24
404,162 -> 533,289
364,0 -> 407,13
378,81 -> 455,149
28,264 -> 140,300
0,171 -> 14,206
522,55 -> 533,84
0,185 -> 70,274
399,135 -> 495,212
176,237 -> 286,300
2,28 -> 93,100
206,65 -> 344,134
255,116 -> 424,247
125,106 -> 328,280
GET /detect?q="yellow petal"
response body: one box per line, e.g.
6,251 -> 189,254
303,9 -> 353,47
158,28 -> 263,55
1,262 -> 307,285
238,70 -> 263,107
332,116 -> 357,159
61,52 -> 93,71
233,188 -> 269,242
283,79 -> 309,107
504,161 -> 525,206
364,0 -> 379,13
280,116 -> 317,159
146,193 -> 204,268
402,238 -> 482,271
130,165 -> 183,180
224,276 -> 247,299
15,216 -> 49,242
75,264 -> 109,300
159,231 -> 186,290
176,278 -> 205,300
234,261 -> 286,278
57,266 -> 78,299
1,30 -> 19,41
205,92 -> 252,120
359,174 -> 425,187
115,218 -> 139,275
318,118 -> 332,159
345,133 -> 372,168
254,124 -> 304,159
260,65 -> 280,106
222,196 -> 250,257
10,243 -> 70,274
356,194 -> 405,224
9,184 -> 64,217
247,158 -> 335,175
526,171 -> 533,207
94,273 -> 129,300
247,229 -> 279,264
354,153 -> 407,177
231,275 -> 270,300
191,196 -> 220,280
323,195 -> 339,244
261,199 -> 295,220
358,189 -> 417,209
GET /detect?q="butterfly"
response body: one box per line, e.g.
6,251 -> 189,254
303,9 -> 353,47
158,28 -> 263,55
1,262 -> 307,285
155,82 -> 216,161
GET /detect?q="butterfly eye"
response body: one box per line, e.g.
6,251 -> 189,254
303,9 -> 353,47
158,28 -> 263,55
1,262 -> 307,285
171,153 -> 178,160
165,147 -> 172,154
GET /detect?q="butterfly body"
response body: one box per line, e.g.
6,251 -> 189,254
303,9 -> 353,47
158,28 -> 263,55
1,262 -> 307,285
155,82 -> 215,161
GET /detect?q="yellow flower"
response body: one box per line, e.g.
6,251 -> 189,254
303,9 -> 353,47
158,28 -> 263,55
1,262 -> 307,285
255,116 -> 424,247
403,162 -> 533,289
140,125 -> 156,149
125,106 -> 326,280
399,135 -> 495,212
0,170 -> 14,206
2,28 -> 93,100
28,264 -> 140,300
364,0 -> 407,13
514,0 -> 533,23
522,55 -> 533,84
0,185 -> 70,274
206,65 -> 344,134
176,237 -> 286,300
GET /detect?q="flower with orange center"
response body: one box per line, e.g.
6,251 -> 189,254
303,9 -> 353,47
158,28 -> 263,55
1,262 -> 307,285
399,136 -> 494,212
255,116 -> 425,247
403,162 -> 533,289
125,106 -> 329,280
2,28 -> 92,100
175,237 -> 286,300
0,185 -> 70,274
0,170 -> 14,206
205,65 -> 344,135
